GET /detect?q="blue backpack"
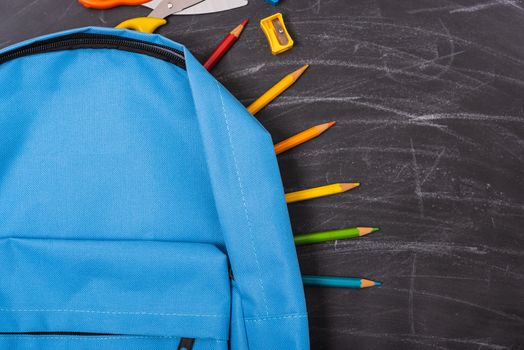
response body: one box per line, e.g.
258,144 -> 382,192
0,27 -> 308,350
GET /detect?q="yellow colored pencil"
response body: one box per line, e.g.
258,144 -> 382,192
247,64 -> 309,115
274,121 -> 336,155
285,183 -> 360,204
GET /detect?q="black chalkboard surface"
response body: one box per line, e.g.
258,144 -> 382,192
1,0 -> 523,349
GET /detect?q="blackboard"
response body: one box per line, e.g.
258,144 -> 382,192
1,0 -> 523,349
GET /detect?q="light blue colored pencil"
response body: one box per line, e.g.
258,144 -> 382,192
302,275 -> 382,289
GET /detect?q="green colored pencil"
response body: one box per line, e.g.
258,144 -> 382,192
294,227 -> 380,246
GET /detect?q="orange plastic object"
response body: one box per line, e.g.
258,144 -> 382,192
79,0 -> 149,10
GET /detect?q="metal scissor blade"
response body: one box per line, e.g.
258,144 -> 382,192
143,0 -> 248,15
148,0 -> 205,18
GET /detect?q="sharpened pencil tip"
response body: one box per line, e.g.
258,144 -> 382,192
361,279 -> 375,288
290,64 -> 309,80
372,227 -> 380,233
231,20 -> 249,37
316,121 -> 336,133
339,182 -> 360,192
358,227 -> 379,236
361,279 -> 382,288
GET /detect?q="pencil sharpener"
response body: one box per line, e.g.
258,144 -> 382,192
260,13 -> 294,55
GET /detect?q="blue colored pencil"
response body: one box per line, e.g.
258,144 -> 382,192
302,275 -> 382,289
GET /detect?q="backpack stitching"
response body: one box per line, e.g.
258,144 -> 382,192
244,313 -> 308,322
215,80 -> 269,316
0,336 -> 227,342
0,308 -> 225,317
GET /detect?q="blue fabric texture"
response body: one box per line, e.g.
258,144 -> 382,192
0,27 -> 308,349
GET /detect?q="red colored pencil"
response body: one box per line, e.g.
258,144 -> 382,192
203,19 -> 248,71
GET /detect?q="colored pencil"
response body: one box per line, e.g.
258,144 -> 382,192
203,19 -> 248,71
247,64 -> 309,115
274,121 -> 336,155
285,182 -> 360,204
294,227 -> 380,246
302,275 -> 382,289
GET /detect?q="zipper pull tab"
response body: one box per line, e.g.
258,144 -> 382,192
177,338 -> 195,350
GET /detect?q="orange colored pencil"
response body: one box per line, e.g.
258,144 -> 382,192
203,19 -> 248,71
274,121 -> 336,155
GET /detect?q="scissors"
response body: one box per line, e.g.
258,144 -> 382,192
79,0 -> 204,33
116,0 -> 204,33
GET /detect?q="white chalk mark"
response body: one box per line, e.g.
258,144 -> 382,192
414,112 -> 524,124
408,5 -> 462,14
294,0 -> 322,14
266,96 -> 361,107
384,19 -> 460,83
98,13 -> 107,24
217,64 -> 266,80
421,148 -> 446,185
344,19 -> 524,66
309,214 -> 340,231
420,192 -> 524,211
8,0 -> 40,19
455,66 -> 524,88
450,0 -> 523,13
408,254 -> 417,334
394,164 -> 410,180
390,287 -> 524,322
411,0 -> 522,13
55,0 -> 76,22
299,239 -> 524,258
308,327 -> 509,349
399,274 -> 490,282
410,139 -> 425,218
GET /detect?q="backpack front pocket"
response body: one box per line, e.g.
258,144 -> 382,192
0,238 -> 230,349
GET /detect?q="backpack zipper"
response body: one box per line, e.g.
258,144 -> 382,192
0,33 -> 186,69
1,332 -> 195,348
0,332 -> 115,336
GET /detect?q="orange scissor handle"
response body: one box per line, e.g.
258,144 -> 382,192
79,0 -> 149,10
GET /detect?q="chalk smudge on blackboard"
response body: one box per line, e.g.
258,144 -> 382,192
450,0 -> 523,13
